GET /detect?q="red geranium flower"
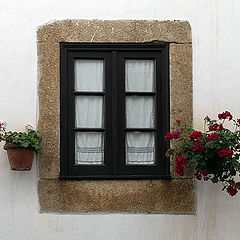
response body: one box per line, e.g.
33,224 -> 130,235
190,131 -> 203,140
209,123 -> 223,131
176,120 -> 181,125
192,141 -> 205,152
176,165 -> 184,176
206,133 -> 219,141
195,171 -> 202,180
165,131 -> 180,140
165,132 -> 173,140
218,148 -> 233,158
237,119 -> 240,126
218,111 -> 233,121
176,156 -> 187,165
202,169 -> 208,177
172,131 -> 180,139
236,182 -> 240,189
167,148 -> 173,155
227,185 -> 238,196
175,155 -> 187,176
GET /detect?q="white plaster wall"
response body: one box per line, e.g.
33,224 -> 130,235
0,0 -> 240,239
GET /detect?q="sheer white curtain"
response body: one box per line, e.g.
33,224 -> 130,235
75,96 -> 104,128
125,60 -> 155,92
126,96 -> 155,128
126,132 -> 155,165
74,59 -> 156,165
75,59 -> 104,91
74,60 -> 104,165
125,59 -> 156,165
75,132 -> 104,165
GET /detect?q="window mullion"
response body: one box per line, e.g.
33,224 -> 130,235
116,52 -> 126,174
112,50 -> 118,175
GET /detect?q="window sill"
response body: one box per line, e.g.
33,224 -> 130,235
38,178 -> 195,214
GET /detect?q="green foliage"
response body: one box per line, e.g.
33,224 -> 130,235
166,112 -> 240,196
1,126 -> 42,151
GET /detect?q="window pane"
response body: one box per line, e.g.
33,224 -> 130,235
125,60 -> 155,92
126,132 -> 155,165
75,60 -> 104,91
75,96 -> 104,128
126,96 -> 155,128
75,132 -> 104,165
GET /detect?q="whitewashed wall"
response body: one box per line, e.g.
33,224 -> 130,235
0,0 -> 240,239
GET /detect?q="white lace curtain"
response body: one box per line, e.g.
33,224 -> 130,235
75,60 -> 104,165
74,59 -> 155,165
125,60 -> 155,165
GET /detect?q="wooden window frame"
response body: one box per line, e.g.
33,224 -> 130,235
60,43 -> 170,180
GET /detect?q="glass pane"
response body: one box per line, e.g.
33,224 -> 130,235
126,96 -> 155,128
75,132 -> 104,165
126,132 -> 155,165
74,59 -> 104,91
125,60 -> 155,92
75,96 -> 104,128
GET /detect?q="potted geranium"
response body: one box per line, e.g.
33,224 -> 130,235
165,111 -> 240,196
0,120 -> 42,171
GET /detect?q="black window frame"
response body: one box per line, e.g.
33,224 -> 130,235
60,43 -> 170,180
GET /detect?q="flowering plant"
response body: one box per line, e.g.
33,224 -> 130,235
0,120 -> 42,151
165,111 -> 240,196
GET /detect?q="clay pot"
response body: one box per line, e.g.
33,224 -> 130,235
4,144 -> 35,171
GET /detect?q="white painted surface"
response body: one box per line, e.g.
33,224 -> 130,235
0,0 -> 240,239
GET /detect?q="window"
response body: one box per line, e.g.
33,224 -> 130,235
38,20 -> 194,214
60,43 -> 170,179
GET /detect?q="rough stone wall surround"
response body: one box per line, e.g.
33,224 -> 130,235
37,19 -> 194,214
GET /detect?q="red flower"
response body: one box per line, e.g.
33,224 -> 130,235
165,131 -> 180,140
192,141 -> 205,152
176,156 -> 187,165
172,131 -> 180,139
195,171 -> 202,180
218,148 -> 233,158
165,132 -> 173,140
209,123 -> 223,131
176,120 -> 181,125
227,185 -> 238,196
175,155 -> 187,176
237,119 -> 240,126
206,133 -> 219,141
190,131 -> 203,140
167,148 -> 173,155
218,111 -> 233,121
218,124 -> 223,131
227,182 -> 240,197
176,165 -> 184,176
202,169 -> 208,177
236,182 -> 240,189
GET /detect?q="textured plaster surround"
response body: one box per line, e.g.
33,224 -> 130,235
37,19 -> 193,214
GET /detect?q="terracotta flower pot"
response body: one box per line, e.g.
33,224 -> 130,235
4,144 -> 35,171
